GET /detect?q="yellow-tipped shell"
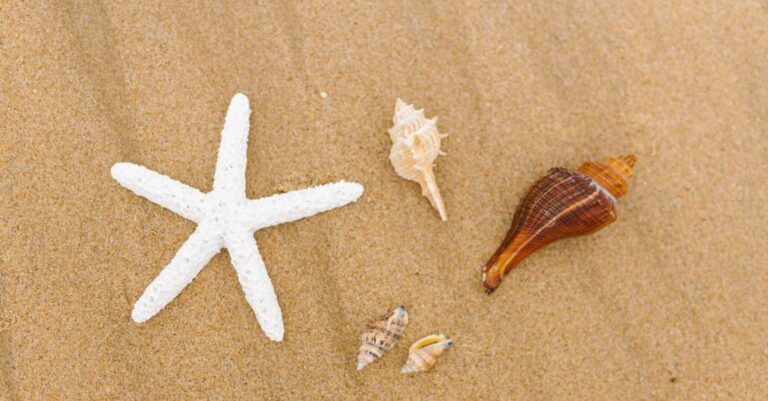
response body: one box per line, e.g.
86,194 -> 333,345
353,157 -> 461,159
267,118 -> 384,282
401,334 -> 454,374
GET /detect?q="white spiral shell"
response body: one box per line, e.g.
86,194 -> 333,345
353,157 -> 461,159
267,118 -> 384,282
387,99 -> 448,221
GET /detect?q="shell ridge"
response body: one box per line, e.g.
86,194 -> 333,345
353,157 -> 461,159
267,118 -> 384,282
588,178 -> 618,204
495,188 -> 598,280
531,185 -> 602,241
524,174 -> 579,227
504,169 -> 578,246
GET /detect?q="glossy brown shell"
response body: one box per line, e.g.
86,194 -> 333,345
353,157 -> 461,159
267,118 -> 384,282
482,155 -> 635,293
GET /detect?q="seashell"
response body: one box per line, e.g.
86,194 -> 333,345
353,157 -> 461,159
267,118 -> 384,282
401,334 -> 454,374
483,155 -> 637,293
357,305 -> 409,371
388,98 -> 448,221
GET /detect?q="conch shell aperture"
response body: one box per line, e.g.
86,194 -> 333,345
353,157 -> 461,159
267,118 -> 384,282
483,155 -> 637,293
356,306 -> 409,371
401,333 -> 454,374
388,99 -> 448,221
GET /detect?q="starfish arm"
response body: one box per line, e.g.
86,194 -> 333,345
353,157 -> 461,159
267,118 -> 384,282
213,93 -> 250,197
111,162 -> 207,223
226,232 -> 284,342
132,226 -> 223,323
244,181 -> 364,230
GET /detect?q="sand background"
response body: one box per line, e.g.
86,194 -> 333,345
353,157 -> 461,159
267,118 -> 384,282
2,1 -> 767,400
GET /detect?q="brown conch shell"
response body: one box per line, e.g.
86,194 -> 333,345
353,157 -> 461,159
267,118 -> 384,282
483,155 -> 637,293
357,306 -> 409,371
388,99 -> 448,221
401,334 -> 454,374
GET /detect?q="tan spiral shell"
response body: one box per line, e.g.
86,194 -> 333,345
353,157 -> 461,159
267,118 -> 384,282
356,306 -> 409,371
401,333 -> 454,374
388,99 -> 448,221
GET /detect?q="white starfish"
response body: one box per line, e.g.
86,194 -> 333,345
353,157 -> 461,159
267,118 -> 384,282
111,93 -> 364,341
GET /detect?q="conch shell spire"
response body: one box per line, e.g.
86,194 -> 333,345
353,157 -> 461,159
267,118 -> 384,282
577,154 -> 636,198
388,99 -> 448,221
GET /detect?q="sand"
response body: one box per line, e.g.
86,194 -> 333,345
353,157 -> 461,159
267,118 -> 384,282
1,1 -> 767,400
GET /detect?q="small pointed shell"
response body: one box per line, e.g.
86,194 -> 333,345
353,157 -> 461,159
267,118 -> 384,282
401,334 -> 454,374
357,306 -> 409,371
388,99 -> 448,221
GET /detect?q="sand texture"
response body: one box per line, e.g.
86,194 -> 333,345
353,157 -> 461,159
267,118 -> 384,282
1,1 -> 767,400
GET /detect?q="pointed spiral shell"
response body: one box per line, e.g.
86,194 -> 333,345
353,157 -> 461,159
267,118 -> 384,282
401,334 -> 454,374
483,155 -> 637,293
388,99 -> 448,221
356,306 -> 409,371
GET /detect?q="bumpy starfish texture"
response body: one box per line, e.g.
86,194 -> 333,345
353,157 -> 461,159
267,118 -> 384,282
111,94 -> 364,341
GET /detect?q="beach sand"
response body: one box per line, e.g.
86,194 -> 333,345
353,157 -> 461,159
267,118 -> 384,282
1,1 -> 767,399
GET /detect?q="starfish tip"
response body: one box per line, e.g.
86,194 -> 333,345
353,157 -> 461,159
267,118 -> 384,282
110,162 -> 137,183
346,181 -> 365,200
131,307 -> 149,324
231,93 -> 249,107
266,329 -> 285,342
110,162 -> 126,176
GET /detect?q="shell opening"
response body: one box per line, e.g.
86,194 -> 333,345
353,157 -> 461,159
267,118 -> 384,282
416,337 -> 442,348
410,334 -> 453,351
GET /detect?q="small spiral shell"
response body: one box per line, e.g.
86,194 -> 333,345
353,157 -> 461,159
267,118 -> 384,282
388,99 -> 448,221
483,155 -> 637,293
356,306 -> 409,371
401,334 -> 454,374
